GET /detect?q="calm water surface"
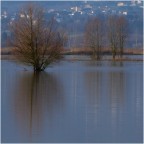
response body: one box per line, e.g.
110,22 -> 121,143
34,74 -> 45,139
1,59 -> 143,143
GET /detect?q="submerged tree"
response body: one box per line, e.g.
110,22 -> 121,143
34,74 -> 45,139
108,15 -> 128,59
85,17 -> 103,60
11,4 -> 67,71
116,16 -> 128,58
107,16 -> 118,60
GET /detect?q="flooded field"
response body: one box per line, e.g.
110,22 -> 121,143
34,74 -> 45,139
1,58 -> 143,143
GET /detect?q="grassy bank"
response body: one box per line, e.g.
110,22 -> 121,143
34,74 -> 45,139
1,47 -> 143,61
1,47 -> 143,55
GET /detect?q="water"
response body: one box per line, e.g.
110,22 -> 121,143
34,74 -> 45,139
1,59 -> 143,143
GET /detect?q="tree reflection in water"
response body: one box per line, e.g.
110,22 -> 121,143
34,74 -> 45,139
108,71 -> 125,138
83,68 -> 125,142
13,71 -> 64,142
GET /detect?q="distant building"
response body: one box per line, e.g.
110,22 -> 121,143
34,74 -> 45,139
48,9 -> 55,13
2,11 -> 8,18
123,11 -> 127,15
71,6 -> 81,12
69,13 -> 74,16
117,2 -> 124,6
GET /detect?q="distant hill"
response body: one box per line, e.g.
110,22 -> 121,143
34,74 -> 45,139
1,1 -> 81,12
1,1 -> 137,12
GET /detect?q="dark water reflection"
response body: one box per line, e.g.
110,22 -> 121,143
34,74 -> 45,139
15,72 -> 65,142
83,69 -> 142,143
2,64 -> 65,143
1,60 -> 143,143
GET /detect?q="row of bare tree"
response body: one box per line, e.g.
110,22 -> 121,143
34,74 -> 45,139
85,16 -> 128,60
11,4 -> 128,71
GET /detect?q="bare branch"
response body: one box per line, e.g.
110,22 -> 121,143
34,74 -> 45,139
11,4 -> 67,71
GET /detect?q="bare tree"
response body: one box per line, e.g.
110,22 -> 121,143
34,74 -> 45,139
85,17 -> 103,60
107,16 -> 118,60
11,4 -> 67,71
116,16 -> 128,58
